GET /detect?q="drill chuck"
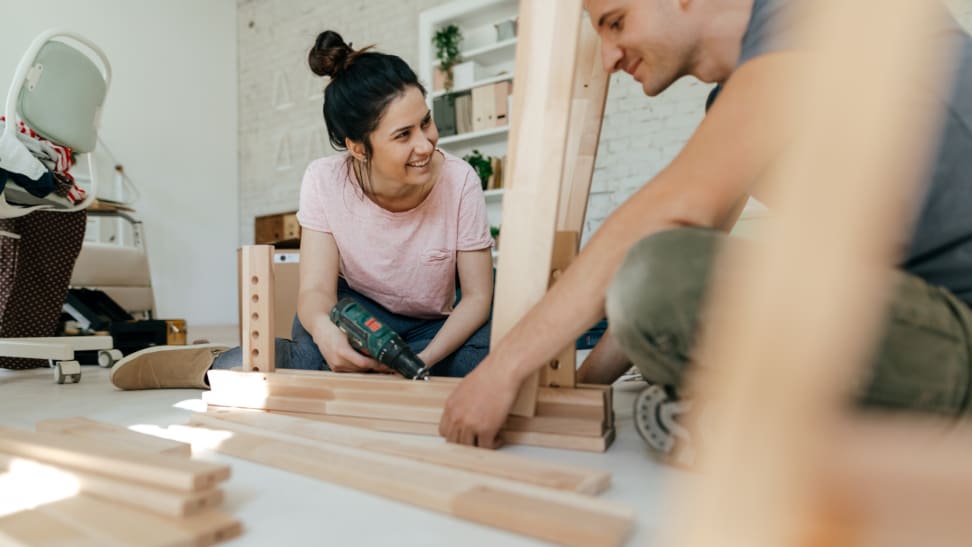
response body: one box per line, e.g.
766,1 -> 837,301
330,297 -> 430,380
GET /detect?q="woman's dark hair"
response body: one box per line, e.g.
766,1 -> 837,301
308,30 -> 427,193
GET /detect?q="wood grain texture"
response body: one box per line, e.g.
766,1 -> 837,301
493,0 -> 584,417
193,409 -> 611,494
0,426 -> 230,492
177,419 -> 632,546
36,417 -> 191,458
0,453 -> 222,518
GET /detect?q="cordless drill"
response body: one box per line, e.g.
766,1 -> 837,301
329,297 -> 430,380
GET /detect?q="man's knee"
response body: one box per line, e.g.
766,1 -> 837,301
605,228 -> 722,383
607,228 -> 720,325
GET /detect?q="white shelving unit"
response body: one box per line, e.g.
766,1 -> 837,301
419,0 -> 519,235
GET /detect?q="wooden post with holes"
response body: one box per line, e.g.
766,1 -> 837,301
240,245 -> 275,372
497,0 -> 611,412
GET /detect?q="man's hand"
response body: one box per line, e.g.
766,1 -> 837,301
439,358 -> 521,448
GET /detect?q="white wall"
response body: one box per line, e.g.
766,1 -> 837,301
0,0 -> 239,326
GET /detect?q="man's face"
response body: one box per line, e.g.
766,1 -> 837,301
584,0 -> 693,96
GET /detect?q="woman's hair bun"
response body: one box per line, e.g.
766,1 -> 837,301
308,30 -> 354,78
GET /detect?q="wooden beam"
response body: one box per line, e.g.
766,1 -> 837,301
177,419 -> 633,546
36,417 -> 191,458
0,495 -> 240,547
0,426 -> 230,492
192,409 -> 611,494
240,245 -> 275,372
663,1 -> 951,546
0,453 -> 222,518
541,231 -> 580,388
493,0 -> 584,417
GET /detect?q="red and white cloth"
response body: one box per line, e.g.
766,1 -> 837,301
0,116 -> 85,203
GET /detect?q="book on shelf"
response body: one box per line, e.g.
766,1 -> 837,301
486,155 -> 507,190
471,81 -> 513,132
432,95 -> 456,137
454,91 -> 474,134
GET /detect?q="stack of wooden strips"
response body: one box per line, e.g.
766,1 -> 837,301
183,408 -> 635,547
0,417 -> 240,547
203,368 -> 615,452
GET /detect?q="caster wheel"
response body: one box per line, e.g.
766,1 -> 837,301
98,349 -> 123,368
52,360 -> 82,385
634,384 -> 693,465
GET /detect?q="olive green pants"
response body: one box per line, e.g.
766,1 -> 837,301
606,228 -> 972,416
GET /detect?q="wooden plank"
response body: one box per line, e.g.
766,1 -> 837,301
32,495 -> 239,547
202,390 -> 604,437
493,0 -> 584,417
664,1 -> 950,546
270,411 -> 614,453
0,453 -> 222,518
193,409 -> 611,494
177,420 -> 633,546
240,245 -> 275,372
0,426 -> 230,493
36,417 -> 191,458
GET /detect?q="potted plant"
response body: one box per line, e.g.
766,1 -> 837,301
433,24 -> 463,91
490,225 -> 501,249
463,149 -> 494,190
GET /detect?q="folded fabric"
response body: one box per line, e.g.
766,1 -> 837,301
0,166 -> 56,198
0,116 -> 75,181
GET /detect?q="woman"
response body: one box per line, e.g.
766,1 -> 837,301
110,31 -> 493,389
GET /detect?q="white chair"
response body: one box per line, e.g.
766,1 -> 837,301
0,29 -> 119,383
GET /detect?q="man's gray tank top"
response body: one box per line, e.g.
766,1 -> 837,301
735,0 -> 972,308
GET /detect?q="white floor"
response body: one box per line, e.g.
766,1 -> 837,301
0,342 -> 683,546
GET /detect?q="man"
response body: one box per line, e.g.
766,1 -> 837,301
438,0 -> 972,451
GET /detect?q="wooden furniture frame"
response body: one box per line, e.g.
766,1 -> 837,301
227,0 -> 614,450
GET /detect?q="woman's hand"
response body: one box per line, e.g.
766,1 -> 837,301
318,327 -> 385,373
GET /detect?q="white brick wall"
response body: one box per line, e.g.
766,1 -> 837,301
238,0 -> 972,246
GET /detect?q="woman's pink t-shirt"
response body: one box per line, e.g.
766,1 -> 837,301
296,151 -> 493,319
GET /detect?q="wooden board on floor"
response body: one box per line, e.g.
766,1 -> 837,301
0,494 -> 240,547
193,409 -> 611,494
0,453 -> 222,518
175,420 -> 632,547
0,426 -> 230,493
36,417 -> 191,458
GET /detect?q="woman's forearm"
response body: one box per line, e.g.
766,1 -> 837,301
418,294 -> 491,367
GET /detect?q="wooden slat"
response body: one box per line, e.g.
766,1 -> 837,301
240,245 -> 275,372
270,411 -> 615,453
176,420 -> 633,546
493,0 -> 584,417
0,495 -> 238,547
36,417 -> 191,458
0,426 -> 230,493
0,453 -> 222,518
193,409 -> 611,494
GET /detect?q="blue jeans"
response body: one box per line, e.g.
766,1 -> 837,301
212,279 -> 490,378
